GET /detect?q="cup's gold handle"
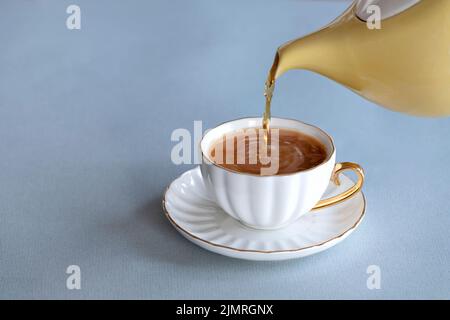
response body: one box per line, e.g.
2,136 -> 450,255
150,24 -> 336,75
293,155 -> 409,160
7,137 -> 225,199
312,162 -> 365,210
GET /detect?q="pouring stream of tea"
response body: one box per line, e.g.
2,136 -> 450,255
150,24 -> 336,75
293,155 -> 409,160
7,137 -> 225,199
262,79 -> 275,133
262,53 -> 279,135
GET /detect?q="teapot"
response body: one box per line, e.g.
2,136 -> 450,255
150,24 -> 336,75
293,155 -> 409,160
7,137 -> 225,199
269,0 -> 450,116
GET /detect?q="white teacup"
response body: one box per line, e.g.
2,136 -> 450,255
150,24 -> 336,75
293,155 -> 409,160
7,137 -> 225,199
200,117 -> 364,230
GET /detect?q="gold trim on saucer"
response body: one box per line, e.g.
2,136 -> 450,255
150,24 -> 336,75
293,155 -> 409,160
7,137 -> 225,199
161,175 -> 366,254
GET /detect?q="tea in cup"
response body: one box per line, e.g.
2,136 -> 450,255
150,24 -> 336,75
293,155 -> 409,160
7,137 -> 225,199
200,117 -> 364,229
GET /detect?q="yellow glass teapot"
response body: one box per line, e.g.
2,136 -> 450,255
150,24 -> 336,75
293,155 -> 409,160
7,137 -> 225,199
269,0 -> 450,116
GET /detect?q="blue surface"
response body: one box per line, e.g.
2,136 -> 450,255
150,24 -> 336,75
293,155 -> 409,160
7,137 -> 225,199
0,0 -> 449,299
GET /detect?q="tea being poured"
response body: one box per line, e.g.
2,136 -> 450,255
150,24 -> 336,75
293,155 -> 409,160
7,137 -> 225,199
262,53 -> 279,133
262,0 -> 450,118
262,79 -> 275,132
209,128 -> 327,176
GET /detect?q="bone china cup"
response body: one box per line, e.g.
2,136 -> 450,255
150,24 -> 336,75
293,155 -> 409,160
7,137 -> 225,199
200,117 -> 364,230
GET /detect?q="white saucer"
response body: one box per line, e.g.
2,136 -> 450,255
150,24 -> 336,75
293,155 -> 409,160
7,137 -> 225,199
162,166 -> 366,261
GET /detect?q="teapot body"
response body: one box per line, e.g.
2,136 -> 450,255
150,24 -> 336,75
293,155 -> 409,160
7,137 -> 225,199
274,0 -> 450,116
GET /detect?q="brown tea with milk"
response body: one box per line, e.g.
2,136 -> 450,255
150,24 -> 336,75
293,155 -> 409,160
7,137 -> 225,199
208,128 -> 327,175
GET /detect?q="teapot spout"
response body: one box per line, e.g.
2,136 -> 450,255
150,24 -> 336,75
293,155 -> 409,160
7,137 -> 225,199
271,4 -> 355,82
272,32 -> 332,80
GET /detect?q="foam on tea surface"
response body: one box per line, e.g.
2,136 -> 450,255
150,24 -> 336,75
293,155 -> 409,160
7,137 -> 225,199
209,128 -> 327,175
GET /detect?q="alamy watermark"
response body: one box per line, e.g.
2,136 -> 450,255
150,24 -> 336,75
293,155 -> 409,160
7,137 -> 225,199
66,5 -> 81,30
366,265 -> 381,290
66,265 -> 81,290
366,5 -> 382,30
170,120 -> 280,176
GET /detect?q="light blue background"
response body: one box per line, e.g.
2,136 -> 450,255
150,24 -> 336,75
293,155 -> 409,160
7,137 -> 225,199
0,0 -> 449,299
